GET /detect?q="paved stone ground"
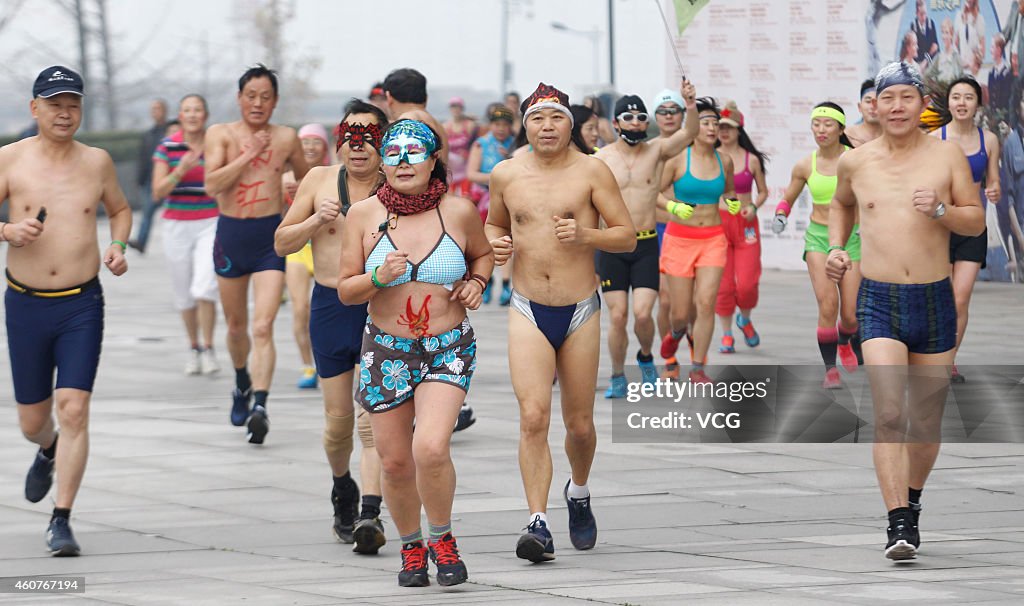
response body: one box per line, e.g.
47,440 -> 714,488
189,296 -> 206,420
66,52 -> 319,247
1,220 -> 1022,605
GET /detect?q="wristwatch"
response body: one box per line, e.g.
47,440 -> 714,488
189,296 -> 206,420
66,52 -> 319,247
931,202 -> 946,219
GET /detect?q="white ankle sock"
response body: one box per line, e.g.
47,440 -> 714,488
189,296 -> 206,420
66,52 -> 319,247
529,512 -> 548,526
567,480 -> 589,499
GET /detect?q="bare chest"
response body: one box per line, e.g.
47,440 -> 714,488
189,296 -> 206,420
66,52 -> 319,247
505,175 -> 595,229
8,162 -> 101,219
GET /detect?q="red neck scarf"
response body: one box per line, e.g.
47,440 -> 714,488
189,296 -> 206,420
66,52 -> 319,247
377,177 -> 447,216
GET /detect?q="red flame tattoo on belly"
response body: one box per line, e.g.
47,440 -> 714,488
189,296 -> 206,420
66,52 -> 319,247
398,295 -> 431,338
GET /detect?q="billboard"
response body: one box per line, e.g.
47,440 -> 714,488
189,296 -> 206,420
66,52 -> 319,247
663,0 -> 1024,283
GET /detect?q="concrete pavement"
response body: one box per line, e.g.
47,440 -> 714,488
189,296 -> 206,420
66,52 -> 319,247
1,219 -> 1022,605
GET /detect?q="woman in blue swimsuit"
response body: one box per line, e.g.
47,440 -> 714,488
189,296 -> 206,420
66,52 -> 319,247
338,120 -> 494,588
929,76 -> 1001,383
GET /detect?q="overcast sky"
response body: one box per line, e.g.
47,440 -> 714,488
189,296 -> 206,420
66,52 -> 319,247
0,0 -> 674,131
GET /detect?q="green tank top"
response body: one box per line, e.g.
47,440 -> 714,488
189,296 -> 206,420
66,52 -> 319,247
807,147 -> 848,206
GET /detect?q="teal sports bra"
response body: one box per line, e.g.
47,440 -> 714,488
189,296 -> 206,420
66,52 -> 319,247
673,148 -> 725,205
364,207 -> 468,288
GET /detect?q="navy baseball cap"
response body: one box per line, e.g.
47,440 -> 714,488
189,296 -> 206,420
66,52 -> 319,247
33,66 -> 84,98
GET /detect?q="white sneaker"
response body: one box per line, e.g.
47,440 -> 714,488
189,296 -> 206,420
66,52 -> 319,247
200,348 -> 221,374
184,350 -> 202,375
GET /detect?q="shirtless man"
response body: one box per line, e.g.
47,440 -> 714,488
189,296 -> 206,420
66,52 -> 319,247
275,99 -> 388,554
846,79 -> 882,147
595,82 -> 697,398
486,83 -> 636,562
825,62 -> 984,561
1,66 -> 131,556
382,68 -> 449,165
204,64 -> 310,444
381,68 -> 475,431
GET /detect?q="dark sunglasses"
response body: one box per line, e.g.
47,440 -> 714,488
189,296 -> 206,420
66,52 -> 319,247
617,112 -> 649,123
655,107 -> 682,116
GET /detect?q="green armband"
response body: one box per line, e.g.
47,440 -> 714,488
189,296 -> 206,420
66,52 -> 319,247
111,240 -> 127,251
371,265 -> 385,288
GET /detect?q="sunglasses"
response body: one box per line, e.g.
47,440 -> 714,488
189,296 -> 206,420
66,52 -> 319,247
655,107 -> 682,116
617,112 -> 649,123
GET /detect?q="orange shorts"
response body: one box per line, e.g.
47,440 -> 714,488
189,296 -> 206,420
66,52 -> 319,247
659,226 -> 728,278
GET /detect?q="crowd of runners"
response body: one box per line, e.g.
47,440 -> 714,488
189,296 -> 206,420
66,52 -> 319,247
0,57 -> 995,584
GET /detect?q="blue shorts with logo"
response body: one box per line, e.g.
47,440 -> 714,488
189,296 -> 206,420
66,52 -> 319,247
309,283 -> 368,379
5,273 -> 105,404
213,215 -> 285,278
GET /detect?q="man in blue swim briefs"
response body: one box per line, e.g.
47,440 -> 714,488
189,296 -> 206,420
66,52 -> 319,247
205,64 -> 310,445
485,83 -> 636,563
826,61 -> 984,562
1,66 -> 132,556
275,99 -> 388,554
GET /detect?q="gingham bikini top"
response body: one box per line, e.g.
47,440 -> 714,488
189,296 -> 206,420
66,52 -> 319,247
364,207 -> 467,288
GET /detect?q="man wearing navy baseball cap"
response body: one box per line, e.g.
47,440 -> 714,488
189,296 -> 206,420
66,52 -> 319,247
32,65 -> 85,98
0,64 -> 131,557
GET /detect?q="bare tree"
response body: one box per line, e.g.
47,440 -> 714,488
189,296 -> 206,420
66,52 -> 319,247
95,0 -> 116,129
232,0 -> 321,123
0,0 -> 27,34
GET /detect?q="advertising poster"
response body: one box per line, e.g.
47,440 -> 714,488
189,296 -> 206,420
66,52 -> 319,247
664,0 -> 1023,282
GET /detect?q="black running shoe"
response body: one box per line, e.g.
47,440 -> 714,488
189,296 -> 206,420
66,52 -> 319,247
454,403 -> 476,433
516,515 -> 555,562
230,388 -> 252,426
353,517 -> 387,555
25,450 -> 55,503
884,516 -> 918,561
909,504 -> 922,549
246,404 -> 269,444
429,532 -> 469,586
398,541 -> 430,587
564,481 -> 597,550
331,481 -> 360,544
46,517 -> 80,557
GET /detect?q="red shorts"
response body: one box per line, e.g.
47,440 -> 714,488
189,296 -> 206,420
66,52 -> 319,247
659,224 -> 727,278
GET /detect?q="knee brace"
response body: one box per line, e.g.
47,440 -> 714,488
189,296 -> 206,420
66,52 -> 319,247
323,411 -> 354,462
357,408 -> 375,449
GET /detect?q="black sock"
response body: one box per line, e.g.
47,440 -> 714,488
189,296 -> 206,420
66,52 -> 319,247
361,494 -> 383,520
887,506 -> 912,524
41,434 -> 58,460
817,328 -> 838,368
253,390 -> 268,409
333,471 -> 356,497
636,350 -> 654,363
838,327 -> 855,346
51,507 -> 71,521
908,487 -> 923,509
851,333 -> 864,364
235,367 -> 251,393
502,279 -> 510,288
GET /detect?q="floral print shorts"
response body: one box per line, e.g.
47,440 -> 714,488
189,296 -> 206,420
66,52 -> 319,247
357,317 -> 477,413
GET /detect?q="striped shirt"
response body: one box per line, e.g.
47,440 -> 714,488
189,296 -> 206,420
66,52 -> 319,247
153,131 -> 218,221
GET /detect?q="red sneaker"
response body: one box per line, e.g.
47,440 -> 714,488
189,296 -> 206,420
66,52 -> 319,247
719,334 -> 736,354
661,331 -> 682,359
689,369 -> 713,384
838,343 -> 859,373
661,357 -> 679,380
823,367 -> 842,389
